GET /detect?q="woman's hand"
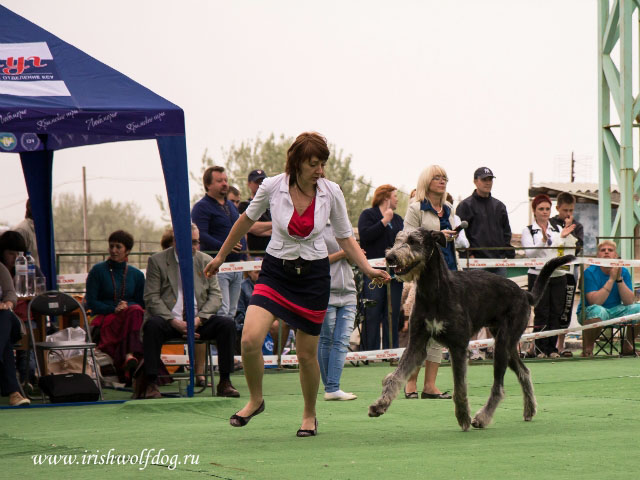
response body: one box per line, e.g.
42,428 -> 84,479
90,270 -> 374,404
560,223 -> 576,238
114,301 -> 128,313
204,255 -> 224,278
367,268 -> 391,284
441,229 -> 458,241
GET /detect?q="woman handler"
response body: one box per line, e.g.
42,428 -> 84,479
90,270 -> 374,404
204,132 -> 390,436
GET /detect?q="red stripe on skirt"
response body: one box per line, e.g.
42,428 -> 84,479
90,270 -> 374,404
253,284 -> 326,324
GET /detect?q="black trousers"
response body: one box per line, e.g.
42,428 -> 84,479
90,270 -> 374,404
142,315 -> 236,381
528,274 -> 567,355
0,310 -> 22,396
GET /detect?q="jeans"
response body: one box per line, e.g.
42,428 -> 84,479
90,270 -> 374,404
362,277 -> 403,350
217,271 -> 243,317
318,305 -> 356,393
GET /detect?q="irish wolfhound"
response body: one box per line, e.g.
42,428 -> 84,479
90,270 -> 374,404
368,228 -> 574,431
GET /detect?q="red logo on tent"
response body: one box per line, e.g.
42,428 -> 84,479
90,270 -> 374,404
1,56 -> 47,75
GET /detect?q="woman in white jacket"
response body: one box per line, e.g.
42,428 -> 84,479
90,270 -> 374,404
521,194 -> 576,358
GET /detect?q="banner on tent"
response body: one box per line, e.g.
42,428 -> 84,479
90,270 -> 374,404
0,42 -> 70,97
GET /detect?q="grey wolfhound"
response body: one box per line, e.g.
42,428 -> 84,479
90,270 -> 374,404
368,228 -> 575,431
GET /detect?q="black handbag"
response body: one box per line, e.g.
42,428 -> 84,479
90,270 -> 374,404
38,373 -> 100,403
282,257 -> 312,277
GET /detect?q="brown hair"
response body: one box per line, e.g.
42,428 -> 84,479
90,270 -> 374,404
286,132 -> 330,185
371,184 -> 397,207
203,165 -> 225,190
556,192 -> 576,206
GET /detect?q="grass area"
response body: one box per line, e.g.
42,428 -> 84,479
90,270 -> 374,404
2,357 -> 639,479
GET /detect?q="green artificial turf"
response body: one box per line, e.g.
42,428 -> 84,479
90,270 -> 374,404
2,358 -> 639,479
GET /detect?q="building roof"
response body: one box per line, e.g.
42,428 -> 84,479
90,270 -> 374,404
528,182 -> 620,205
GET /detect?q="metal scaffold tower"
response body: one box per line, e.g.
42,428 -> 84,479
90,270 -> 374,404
598,0 -> 640,258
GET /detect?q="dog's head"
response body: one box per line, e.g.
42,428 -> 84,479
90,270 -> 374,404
385,228 -> 446,282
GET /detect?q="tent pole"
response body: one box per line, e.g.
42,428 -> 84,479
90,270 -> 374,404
82,166 -> 89,273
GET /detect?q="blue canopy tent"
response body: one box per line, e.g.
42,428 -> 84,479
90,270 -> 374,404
0,6 -> 199,395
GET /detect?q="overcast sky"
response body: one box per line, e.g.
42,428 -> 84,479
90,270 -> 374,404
0,0 -> 601,232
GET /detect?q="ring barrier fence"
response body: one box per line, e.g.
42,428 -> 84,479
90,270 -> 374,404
54,252 -> 639,367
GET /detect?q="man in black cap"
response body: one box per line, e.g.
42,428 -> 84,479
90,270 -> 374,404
456,167 -> 515,276
238,169 -> 272,254
456,167 -> 515,361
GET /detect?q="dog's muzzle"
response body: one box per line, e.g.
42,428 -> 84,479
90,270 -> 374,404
388,261 -> 420,276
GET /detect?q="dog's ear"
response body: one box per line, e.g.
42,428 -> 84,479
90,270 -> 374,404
430,231 -> 447,248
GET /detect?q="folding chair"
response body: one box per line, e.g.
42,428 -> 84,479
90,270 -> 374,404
160,338 -> 216,396
594,323 -> 636,356
27,291 -> 103,401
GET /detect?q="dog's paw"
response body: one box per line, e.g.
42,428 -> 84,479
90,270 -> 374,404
471,416 -> 486,429
368,402 -> 387,417
458,417 -> 472,432
523,401 -> 537,421
471,410 -> 490,429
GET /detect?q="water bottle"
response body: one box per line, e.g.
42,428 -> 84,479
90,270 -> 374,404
14,252 -> 28,297
26,252 -> 36,296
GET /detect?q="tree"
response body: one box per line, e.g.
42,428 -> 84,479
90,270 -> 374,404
53,193 -> 164,273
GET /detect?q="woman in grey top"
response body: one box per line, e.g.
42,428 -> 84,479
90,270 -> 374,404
0,261 -> 30,406
318,223 -> 358,401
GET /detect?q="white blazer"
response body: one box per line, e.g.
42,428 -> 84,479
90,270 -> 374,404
521,220 -> 576,276
245,173 -> 353,260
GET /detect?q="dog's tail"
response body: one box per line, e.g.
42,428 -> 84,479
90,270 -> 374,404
528,255 -> 576,307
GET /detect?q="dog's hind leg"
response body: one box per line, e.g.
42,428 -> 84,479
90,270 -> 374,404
449,346 -> 472,431
368,319 -> 430,418
507,347 -> 537,421
471,335 -> 508,429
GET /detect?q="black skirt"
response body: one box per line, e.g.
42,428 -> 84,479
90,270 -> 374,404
249,253 -> 330,336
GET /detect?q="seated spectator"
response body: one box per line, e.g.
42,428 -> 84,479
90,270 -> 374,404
0,261 -> 30,406
158,226 -> 210,387
0,230 -> 41,387
85,230 -> 145,385
135,224 -> 239,398
579,240 -> 640,357
522,194 -> 576,359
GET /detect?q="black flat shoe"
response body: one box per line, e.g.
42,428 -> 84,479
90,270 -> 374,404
296,418 -> 318,437
229,400 -> 265,427
421,391 -> 452,399
404,387 -> 418,399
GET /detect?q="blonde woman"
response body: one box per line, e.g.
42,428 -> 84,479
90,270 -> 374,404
402,165 -> 461,399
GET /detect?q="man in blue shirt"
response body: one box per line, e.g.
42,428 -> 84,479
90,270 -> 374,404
191,166 -> 246,317
580,240 -> 640,356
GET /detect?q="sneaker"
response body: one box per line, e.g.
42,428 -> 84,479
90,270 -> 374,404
536,352 -> 548,359
549,352 -> 561,359
324,390 -> 357,401
9,392 -> 30,406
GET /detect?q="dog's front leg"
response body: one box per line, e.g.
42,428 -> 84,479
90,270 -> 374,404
368,316 -> 429,418
449,346 -> 472,431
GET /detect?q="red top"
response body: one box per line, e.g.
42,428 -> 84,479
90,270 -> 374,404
288,196 -> 316,238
